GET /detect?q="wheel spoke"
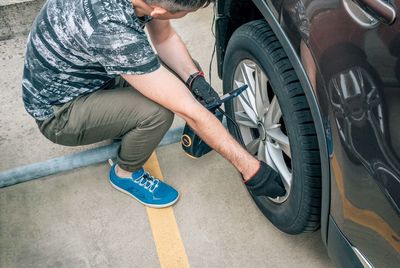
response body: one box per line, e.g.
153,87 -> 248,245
265,96 -> 282,125
259,141 -> 276,170
239,63 -> 257,113
348,69 -> 361,95
246,138 -> 261,155
366,86 -> 380,108
266,128 -> 291,158
235,111 -> 257,128
237,91 -> 258,124
234,80 -> 246,88
240,62 -> 256,96
257,141 -> 267,163
255,66 -> 269,117
266,142 -> 292,187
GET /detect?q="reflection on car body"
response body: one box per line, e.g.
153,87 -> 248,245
216,0 -> 400,266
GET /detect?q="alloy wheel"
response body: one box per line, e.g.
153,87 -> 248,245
233,60 -> 292,203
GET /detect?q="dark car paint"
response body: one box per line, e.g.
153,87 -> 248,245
216,0 -> 400,267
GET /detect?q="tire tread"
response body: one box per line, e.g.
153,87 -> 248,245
224,20 -> 322,234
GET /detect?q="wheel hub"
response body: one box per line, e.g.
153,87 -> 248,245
257,122 -> 266,141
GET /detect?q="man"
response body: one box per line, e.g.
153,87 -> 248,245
22,0 -> 286,208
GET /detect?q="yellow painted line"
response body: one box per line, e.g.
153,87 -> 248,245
144,152 -> 190,268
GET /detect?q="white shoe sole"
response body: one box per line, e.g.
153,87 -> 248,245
108,179 -> 180,209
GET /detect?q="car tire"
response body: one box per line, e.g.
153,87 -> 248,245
223,20 -> 322,234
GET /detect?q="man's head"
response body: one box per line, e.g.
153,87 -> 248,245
145,0 -> 214,13
133,0 -> 214,19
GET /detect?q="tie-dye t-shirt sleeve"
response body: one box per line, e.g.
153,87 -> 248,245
88,21 -> 160,75
22,0 -> 161,120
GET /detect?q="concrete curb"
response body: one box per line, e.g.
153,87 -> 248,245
0,126 -> 184,188
0,0 -> 45,40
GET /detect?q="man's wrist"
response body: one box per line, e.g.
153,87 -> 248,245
185,71 -> 205,89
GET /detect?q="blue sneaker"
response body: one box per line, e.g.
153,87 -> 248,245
109,164 -> 179,208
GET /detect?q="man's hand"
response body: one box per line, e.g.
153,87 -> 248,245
188,73 -> 220,105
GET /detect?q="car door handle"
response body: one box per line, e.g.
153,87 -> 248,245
352,0 -> 397,24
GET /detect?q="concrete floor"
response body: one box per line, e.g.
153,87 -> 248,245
0,6 -> 334,268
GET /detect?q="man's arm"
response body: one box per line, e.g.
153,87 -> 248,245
121,67 -> 260,180
147,19 -> 199,80
143,19 -> 259,179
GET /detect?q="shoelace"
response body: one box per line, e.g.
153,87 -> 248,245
134,172 -> 160,193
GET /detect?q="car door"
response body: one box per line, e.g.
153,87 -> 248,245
281,0 -> 400,266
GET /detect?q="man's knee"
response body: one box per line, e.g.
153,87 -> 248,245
156,106 -> 174,129
138,102 -> 174,131
112,89 -> 174,129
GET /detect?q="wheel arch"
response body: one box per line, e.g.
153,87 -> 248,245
216,0 -> 331,244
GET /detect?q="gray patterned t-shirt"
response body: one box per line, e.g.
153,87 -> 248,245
22,0 -> 160,120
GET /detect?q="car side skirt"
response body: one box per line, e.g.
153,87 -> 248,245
328,216 -> 365,268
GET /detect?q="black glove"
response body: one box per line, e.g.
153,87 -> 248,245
186,72 -> 220,105
245,161 -> 286,198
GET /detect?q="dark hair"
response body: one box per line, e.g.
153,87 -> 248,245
146,0 -> 215,13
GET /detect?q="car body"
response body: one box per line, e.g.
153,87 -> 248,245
215,0 -> 400,267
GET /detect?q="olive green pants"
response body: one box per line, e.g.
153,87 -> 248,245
36,80 -> 174,172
